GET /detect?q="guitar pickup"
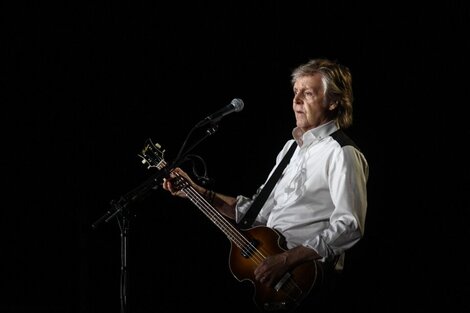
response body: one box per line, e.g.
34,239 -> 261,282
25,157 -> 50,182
240,239 -> 259,258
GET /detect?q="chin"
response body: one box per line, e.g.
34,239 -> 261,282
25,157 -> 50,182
296,121 -> 307,128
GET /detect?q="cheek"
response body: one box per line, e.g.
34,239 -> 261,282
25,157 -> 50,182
304,105 -> 313,117
305,101 -> 323,116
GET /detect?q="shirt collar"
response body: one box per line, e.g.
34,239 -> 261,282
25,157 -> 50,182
292,120 -> 339,147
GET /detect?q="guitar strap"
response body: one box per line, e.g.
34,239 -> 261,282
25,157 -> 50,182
239,140 -> 298,228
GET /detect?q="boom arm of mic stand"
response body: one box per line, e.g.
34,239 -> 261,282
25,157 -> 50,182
91,169 -> 167,229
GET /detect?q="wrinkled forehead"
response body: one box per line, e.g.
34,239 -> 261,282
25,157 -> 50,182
293,73 -> 325,90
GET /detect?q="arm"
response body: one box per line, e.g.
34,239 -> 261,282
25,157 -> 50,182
162,167 -> 237,220
254,245 -> 323,286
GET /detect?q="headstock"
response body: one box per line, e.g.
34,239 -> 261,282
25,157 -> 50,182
138,138 -> 167,170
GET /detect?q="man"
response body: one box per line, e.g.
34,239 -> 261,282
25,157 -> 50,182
163,58 -> 368,311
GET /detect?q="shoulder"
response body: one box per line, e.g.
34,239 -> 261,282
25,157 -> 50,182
327,130 -> 368,169
329,129 -> 360,150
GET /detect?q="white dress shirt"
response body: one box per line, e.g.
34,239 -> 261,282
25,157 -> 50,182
235,120 -> 369,270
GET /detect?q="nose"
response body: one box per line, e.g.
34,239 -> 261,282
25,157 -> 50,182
293,89 -> 306,103
293,93 -> 303,105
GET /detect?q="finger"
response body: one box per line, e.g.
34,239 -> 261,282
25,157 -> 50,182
171,167 -> 181,175
162,179 -> 169,190
163,179 -> 175,192
257,274 -> 268,284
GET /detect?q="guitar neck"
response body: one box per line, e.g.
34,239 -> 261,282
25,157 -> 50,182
176,175 -> 246,249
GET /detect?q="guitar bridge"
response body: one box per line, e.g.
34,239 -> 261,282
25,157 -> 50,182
263,300 -> 294,312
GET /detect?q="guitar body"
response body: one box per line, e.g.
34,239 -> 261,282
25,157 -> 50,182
228,225 -> 323,312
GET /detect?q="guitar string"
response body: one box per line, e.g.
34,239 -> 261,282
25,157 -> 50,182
174,173 -> 266,264
174,173 -> 304,299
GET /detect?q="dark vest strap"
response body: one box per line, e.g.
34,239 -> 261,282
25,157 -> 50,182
330,129 -> 359,150
239,140 -> 297,228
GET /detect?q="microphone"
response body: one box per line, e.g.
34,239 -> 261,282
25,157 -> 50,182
196,98 -> 244,127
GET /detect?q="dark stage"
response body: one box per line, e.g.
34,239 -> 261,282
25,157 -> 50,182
4,1 -> 469,312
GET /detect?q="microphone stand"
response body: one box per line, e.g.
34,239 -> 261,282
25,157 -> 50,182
91,170 -> 166,313
91,121 -> 220,313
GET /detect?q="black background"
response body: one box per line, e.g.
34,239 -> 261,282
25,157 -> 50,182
4,1 -> 469,312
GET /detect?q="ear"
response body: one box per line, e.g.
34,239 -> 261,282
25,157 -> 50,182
328,101 -> 338,111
